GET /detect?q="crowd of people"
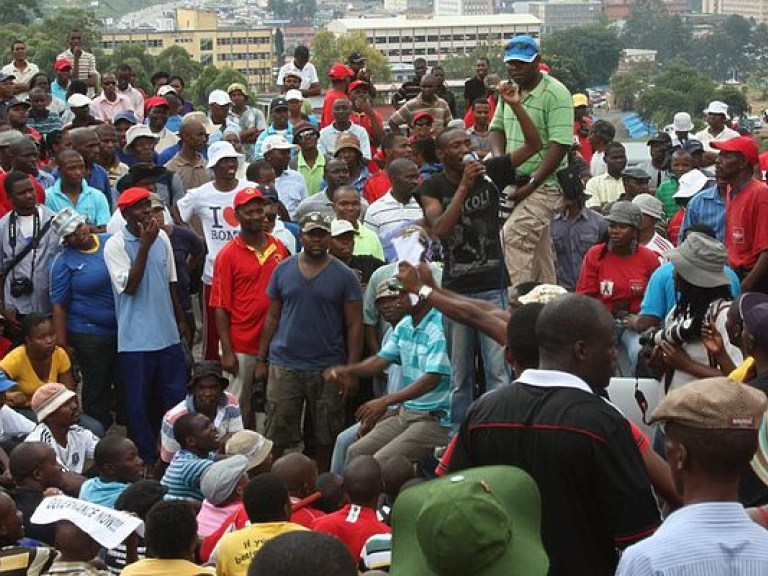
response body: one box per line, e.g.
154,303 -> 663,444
0,28 -> 764,576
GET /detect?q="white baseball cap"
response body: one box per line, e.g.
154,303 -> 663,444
674,169 -> 710,199
157,85 -> 176,97
331,219 -> 357,237
261,134 -> 297,155
208,89 -> 232,107
703,100 -> 730,120
673,112 -> 693,132
206,140 -> 244,169
285,89 -> 303,101
123,124 -> 159,153
67,93 -> 91,108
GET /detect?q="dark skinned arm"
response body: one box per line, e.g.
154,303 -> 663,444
255,298 -> 282,381
742,251 -> 768,292
422,163 -> 485,240
216,308 -> 238,376
304,82 -> 321,98
58,368 -> 76,391
356,372 -> 443,423
123,239 -> 153,295
170,282 -> 190,343
364,324 -> 381,355
52,304 -> 73,357
343,299 -> 363,365
489,129 -> 507,157
509,142 -> 570,205
496,82 -> 543,167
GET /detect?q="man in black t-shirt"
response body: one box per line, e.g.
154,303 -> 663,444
442,294 -> 661,576
463,57 -> 489,112
419,82 -> 544,429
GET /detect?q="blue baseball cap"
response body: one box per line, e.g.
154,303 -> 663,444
113,110 -> 138,125
504,35 -> 540,63
0,370 -> 17,393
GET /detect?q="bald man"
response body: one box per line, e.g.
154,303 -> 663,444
388,73 -> 453,134
272,453 -> 325,528
68,127 -> 112,209
164,118 -> 210,190
311,455 -> 390,560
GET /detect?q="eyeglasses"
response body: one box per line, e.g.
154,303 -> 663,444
297,131 -> 318,140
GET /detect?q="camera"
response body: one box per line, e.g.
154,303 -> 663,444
9,277 -> 33,298
639,318 -> 697,347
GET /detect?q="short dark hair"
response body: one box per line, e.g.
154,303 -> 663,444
168,75 -> 185,88
116,63 -> 132,75
9,442 -> 49,481
412,137 -> 438,165
10,40 -> 24,51
172,413 -> 202,450
666,422 -> 758,478
246,158 -> 273,182
21,313 -> 53,339
414,57 -> 427,66
243,474 -> 290,523
145,500 -> 198,559
507,303 -> 545,368
93,435 -> 130,469
248,531 -> 357,576
150,71 -> 170,84
4,171 -> 31,199
380,132 -> 405,152
294,46 -> 309,59
472,98 -> 491,110
605,141 -> 626,156
315,472 -> 344,514
476,56 -> 490,65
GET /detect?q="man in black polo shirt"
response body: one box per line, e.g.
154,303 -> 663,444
442,293 -> 660,576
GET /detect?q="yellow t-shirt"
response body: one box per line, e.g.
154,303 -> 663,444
0,345 -> 71,402
730,356 -> 755,383
119,558 -> 214,576
215,522 -> 307,576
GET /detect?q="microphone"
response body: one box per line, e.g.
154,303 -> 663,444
462,152 -> 495,186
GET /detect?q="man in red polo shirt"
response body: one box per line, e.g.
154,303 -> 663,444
311,455 -> 390,561
321,63 -> 354,129
712,136 -> 768,292
350,81 -> 384,155
210,185 -> 289,428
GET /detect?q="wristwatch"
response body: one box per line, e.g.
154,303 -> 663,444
418,285 -> 433,301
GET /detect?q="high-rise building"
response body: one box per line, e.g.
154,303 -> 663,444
433,0 -> 494,16
702,0 -> 768,23
101,8 -> 274,90
605,0 -> 688,21
516,1 -> 603,33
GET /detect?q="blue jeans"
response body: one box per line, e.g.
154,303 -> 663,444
331,422 -> 360,475
444,288 -> 511,431
617,327 -> 642,377
119,344 -> 188,462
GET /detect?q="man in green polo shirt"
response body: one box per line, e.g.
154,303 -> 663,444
490,35 -> 573,294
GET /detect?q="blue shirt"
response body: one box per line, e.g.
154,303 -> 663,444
639,261 -> 741,319
45,180 -> 111,226
267,256 -> 362,370
378,307 -> 452,424
254,124 -> 294,159
104,229 -> 180,352
679,184 -> 726,243
160,449 -> 214,501
35,171 -> 55,190
275,169 -> 308,220
551,207 -> 607,292
79,477 -> 128,509
617,502 -> 768,576
88,164 -> 113,211
51,80 -> 68,103
50,234 -> 116,335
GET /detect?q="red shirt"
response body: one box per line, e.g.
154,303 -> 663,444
576,243 -> 660,314
0,173 -> 46,217
363,170 -> 391,204
574,117 -> 594,164
208,234 -> 288,355
463,95 -> 496,129
725,178 -> 768,270
351,111 -> 383,156
311,504 -> 391,560
668,208 -> 684,247
321,89 -> 349,128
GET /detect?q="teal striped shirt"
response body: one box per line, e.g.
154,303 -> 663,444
378,307 -> 452,424
161,449 -> 214,501
489,73 -> 573,184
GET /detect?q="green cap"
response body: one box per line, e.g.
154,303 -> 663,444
299,212 -> 332,234
391,466 -> 549,576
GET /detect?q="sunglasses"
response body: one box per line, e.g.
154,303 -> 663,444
297,131 -> 318,140
414,120 -> 432,127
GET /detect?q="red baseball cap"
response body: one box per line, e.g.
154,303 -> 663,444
348,80 -> 371,94
117,187 -> 151,211
711,136 -> 759,165
412,111 -> 433,125
233,187 -> 265,209
54,58 -> 72,71
144,96 -> 170,114
328,63 -> 354,80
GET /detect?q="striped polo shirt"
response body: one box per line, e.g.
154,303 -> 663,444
161,449 -> 214,501
489,73 -> 573,185
378,307 -> 451,424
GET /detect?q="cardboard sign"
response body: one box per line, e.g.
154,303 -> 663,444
30,495 -> 144,549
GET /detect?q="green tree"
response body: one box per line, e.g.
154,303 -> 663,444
155,45 -> 203,84
312,29 -> 390,87
611,72 -> 642,111
636,63 -> 716,127
638,87 -> 689,127
543,24 -> 623,86
0,0 -> 42,26
545,53 -> 589,93
189,66 -> 249,108
289,0 -> 317,22
440,41 -> 504,80
621,0 -> 692,63
267,0 -> 289,19
713,85 -> 749,118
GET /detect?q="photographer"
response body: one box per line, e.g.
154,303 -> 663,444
651,232 -> 741,390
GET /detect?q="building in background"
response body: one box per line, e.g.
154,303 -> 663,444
434,0 -> 494,17
605,0 -> 687,20
701,0 -> 768,23
515,1 -> 603,33
101,8 -> 274,91
326,14 -> 540,67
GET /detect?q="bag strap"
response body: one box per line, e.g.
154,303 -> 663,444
2,216 -> 52,280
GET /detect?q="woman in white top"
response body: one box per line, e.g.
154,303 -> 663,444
654,231 -> 742,390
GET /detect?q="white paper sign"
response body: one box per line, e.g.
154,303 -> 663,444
30,495 -> 144,549
392,232 -> 424,267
